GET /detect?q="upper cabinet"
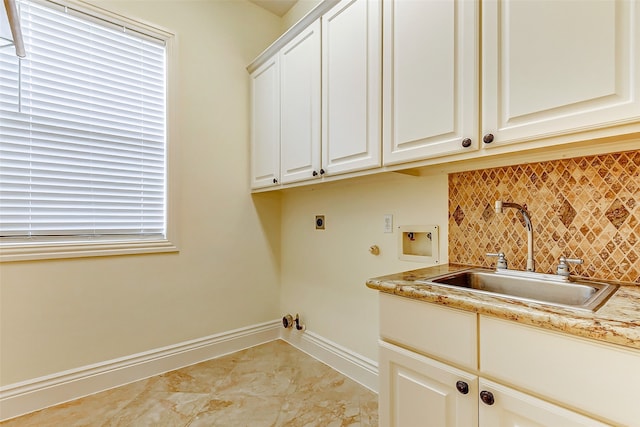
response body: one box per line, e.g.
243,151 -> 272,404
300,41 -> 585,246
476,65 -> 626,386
321,0 -> 382,175
250,55 -> 280,189
280,21 -> 321,184
249,0 -> 381,190
383,0 -> 640,162
481,0 -> 640,148
382,0 -> 479,165
249,0 -> 640,191
250,20 -> 321,189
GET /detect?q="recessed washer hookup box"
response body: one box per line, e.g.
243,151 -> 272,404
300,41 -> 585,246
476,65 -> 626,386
398,225 -> 440,264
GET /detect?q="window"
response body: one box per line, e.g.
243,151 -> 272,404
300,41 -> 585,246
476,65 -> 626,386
0,0 -> 177,261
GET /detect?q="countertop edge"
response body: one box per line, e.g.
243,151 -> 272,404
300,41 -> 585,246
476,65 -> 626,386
367,264 -> 640,352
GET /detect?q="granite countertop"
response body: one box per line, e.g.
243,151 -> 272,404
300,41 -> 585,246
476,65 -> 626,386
366,264 -> 640,351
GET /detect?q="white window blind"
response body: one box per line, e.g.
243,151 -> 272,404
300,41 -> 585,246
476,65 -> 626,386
0,0 -> 166,242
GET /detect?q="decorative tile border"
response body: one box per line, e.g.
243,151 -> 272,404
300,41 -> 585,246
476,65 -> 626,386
448,150 -> 640,284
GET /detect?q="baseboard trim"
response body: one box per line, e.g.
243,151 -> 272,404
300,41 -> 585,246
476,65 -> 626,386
0,321 -> 379,422
280,329 -> 379,393
0,320 -> 281,422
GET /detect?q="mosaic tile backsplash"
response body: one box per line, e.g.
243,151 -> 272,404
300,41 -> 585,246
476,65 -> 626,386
448,150 -> 640,284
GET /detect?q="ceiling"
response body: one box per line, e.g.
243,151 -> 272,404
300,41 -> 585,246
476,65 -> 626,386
248,0 -> 297,17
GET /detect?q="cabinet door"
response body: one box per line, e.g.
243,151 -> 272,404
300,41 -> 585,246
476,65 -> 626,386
379,341 -> 478,427
321,0 -> 381,176
479,379 -> 611,427
382,0 -> 478,165
482,0 -> 640,147
280,21 -> 321,184
250,56 -> 280,189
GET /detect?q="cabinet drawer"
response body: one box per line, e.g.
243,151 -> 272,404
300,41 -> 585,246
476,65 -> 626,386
379,293 -> 477,370
480,316 -> 640,426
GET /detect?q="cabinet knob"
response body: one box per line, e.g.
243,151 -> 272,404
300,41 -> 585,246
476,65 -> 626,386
483,133 -> 494,144
455,381 -> 469,395
461,138 -> 472,148
312,171 -> 318,176
480,390 -> 495,405
320,169 -> 326,175
272,178 -> 278,184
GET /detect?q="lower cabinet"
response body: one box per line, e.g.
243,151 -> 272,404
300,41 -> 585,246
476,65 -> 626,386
379,341 -> 609,427
378,293 -> 619,427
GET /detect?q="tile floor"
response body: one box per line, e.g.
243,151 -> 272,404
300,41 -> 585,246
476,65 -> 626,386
0,340 -> 378,426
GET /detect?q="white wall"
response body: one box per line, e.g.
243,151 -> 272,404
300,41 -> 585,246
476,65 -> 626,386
0,0 -> 283,386
282,0 -> 322,30
280,172 -> 449,361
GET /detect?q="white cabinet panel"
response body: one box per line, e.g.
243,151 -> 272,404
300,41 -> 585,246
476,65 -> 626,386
480,315 -> 640,426
383,0 -> 478,165
379,341 -> 478,427
250,56 -> 280,189
380,293 -> 477,370
482,0 -> 640,147
280,21 -> 321,184
322,0 -> 381,175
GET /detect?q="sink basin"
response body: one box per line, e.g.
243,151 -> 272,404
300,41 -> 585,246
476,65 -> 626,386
417,268 -> 618,311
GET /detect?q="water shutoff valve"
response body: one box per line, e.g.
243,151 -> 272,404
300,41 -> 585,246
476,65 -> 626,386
486,252 -> 508,270
557,256 -> 583,277
282,314 -> 305,331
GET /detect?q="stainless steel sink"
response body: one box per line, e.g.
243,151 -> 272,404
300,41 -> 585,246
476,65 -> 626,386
417,268 -> 618,311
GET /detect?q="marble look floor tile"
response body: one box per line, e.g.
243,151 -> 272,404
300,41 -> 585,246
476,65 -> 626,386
1,340 -> 378,426
186,395 -> 284,427
0,378 -> 152,427
106,391 -> 211,427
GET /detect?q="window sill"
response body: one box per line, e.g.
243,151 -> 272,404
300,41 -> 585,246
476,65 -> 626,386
0,239 -> 179,262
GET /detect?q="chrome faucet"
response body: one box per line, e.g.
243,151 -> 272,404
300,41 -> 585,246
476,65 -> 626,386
495,200 -> 535,272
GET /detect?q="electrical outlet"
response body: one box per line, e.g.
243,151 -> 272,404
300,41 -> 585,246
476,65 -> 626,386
315,215 -> 325,230
383,214 -> 393,233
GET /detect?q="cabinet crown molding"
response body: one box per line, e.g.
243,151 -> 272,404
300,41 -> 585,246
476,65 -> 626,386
247,0 -> 339,73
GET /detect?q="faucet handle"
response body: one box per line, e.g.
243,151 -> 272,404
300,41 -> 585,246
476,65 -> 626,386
486,252 -> 508,270
557,256 -> 583,277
